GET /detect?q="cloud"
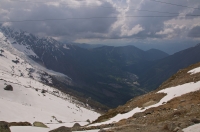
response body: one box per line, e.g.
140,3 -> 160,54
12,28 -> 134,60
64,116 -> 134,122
0,0 -> 200,52
188,25 -> 200,38
0,0 -> 117,41
156,28 -> 174,35
121,24 -> 144,36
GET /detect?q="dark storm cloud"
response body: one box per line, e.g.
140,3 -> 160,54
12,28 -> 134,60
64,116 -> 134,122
0,0 -> 200,51
0,0 -> 117,41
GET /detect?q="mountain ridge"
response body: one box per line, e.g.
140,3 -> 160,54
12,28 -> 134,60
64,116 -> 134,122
139,43 -> 200,91
1,25 -> 200,109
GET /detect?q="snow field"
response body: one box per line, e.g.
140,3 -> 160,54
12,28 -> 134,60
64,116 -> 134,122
188,66 -> 200,75
0,32 -> 100,130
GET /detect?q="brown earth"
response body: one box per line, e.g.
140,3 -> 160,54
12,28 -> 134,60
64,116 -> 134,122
158,62 -> 200,91
9,122 -> 32,127
84,62 -> 200,132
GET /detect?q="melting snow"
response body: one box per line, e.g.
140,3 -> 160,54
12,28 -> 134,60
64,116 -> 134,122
90,81 -> 200,126
10,126 -> 50,132
183,123 -> 200,132
10,126 -> 100,132
188,66 -> 200,75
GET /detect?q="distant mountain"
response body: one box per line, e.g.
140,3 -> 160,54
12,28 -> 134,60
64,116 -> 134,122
1,26 -> 169,108
139,44 -> 200,91
3,26 -> 200,109
73,43 -> 105,49
145,48 -> 169,61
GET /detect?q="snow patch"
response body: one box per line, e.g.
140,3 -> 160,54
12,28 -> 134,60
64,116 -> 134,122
188,66 -> 200,75
90,81 -> 200,126
63,44 -> 70,50
10,126 -> 100,132
10,126 -> 50,132
183,123 -> 200,132
11,42 -> 38,58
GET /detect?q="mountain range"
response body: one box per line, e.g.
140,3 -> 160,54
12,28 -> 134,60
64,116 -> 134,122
0,25 -> 200,132
1,25 -> 200,109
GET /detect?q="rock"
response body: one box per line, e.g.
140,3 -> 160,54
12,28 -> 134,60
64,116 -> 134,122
72,123 -> 81,130
49,126 -> 72,132
58,120 -> 62,123
191,118 -> 200,124
98,128 -> 107,132
9,122 -> 32,126
4,85 -> 13,91
142,100 -> 158,107
33,121 -> 48,128
167,123 -> 176,131
0,121 -> 11,132
177,130 -> 183,132
41,89 -> 47,93
72,123 -> 81,128
86,119 -> 90,123
132,112 -> 145,118
145,110 -> 154,115
180,100 -> 186,103
173,127 -> 181,132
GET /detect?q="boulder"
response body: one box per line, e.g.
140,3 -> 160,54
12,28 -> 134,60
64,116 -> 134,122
191,118 -> 200,124
41,89 -> 47,93
9,122 -> 32,126
4,85 -> 13,91
73,123 -> 81,128
33,121 -> 48,128
0,121 -> 11,132
72,123 -> 81,130
98,128 -> 107,132
49,126 -> 72,132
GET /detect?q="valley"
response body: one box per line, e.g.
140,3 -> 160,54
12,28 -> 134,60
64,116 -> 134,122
0,26 -> 200,132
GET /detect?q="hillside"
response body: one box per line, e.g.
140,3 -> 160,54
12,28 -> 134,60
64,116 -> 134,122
2,26 -> 200,110
139,44 -> 200,91
145,49 -> 169,61
0,31 -> 100,131
0,26 -> 169,108
83,62 -> 200,132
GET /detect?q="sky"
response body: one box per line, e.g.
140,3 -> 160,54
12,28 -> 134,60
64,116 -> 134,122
0,0 -> 200,54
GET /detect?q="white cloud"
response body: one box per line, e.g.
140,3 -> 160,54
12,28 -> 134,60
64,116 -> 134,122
121,24 -> 144,36
156,28 -> 174,35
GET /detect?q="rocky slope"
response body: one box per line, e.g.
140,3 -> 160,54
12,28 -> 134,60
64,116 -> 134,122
83,62 -> 200,132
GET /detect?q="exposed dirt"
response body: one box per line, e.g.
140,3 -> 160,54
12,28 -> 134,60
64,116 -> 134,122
158,62 -> 200,91
82,90 -> 200,132
107,90 -> 200,132
85,62 -> 200,132
93,92 -> 166,124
